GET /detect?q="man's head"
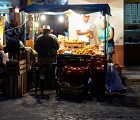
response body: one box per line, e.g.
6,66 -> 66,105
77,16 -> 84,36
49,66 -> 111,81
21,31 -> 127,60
100,20 -> 110,30
43,25 -> 51,33
83,14 -> 90,23
43,25 -> 50,30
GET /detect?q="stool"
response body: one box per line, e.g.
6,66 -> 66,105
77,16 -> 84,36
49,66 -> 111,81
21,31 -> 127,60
35,63 -> 58,97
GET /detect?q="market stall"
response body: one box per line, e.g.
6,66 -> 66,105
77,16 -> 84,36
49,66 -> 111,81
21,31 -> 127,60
19,3 -> 111,64
20,4 -> 111,56
19,4 -> 111,98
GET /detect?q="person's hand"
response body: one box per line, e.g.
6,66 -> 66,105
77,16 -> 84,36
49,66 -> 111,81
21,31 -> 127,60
86,30 -> 90,33
86,30 -> 92,38
101,40 -> 105,43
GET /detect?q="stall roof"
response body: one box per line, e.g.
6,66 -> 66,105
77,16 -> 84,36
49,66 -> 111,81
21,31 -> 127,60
20,4 -> 111,15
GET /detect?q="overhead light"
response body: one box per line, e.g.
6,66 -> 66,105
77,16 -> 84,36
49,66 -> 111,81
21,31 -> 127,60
35,22 -> 39,27
40,14 -> 46,20
58,16 -> 64,23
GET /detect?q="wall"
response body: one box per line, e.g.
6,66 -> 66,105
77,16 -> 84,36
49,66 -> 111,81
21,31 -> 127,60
68,0 -> 124,66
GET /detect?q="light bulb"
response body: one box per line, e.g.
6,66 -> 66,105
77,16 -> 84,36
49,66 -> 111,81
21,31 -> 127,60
35,22 -> 39,27
41,15 -> 46,20
59,16 -> 64,22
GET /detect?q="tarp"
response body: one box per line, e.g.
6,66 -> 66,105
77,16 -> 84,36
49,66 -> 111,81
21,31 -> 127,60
20,4 -> 111,15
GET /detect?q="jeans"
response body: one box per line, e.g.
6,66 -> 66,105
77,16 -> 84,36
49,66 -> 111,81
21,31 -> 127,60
107,47 -> 115,63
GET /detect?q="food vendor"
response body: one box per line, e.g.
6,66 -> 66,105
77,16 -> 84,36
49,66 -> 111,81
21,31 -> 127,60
76,14 -> 94,45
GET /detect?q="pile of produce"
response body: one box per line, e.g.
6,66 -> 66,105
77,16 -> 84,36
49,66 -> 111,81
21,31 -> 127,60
57,45 -> 103,55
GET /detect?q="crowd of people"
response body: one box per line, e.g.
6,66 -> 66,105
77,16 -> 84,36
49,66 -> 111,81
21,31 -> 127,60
5,20 -> 24,44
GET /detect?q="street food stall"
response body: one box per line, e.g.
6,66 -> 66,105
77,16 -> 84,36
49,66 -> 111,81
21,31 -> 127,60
19,3 -> 111,63
18,4 -> 111,99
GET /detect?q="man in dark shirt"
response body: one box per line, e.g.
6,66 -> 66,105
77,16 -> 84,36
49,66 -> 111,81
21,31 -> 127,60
34,25 -> 59,66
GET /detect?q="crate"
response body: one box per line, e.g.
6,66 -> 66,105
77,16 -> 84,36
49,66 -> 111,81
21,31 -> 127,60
4,72 -> 27,98
64,42 -> 84,49
21,50 -> 31,72
58,82 -> 86,101
6,60 -> 26,75
58,66 -> 90,100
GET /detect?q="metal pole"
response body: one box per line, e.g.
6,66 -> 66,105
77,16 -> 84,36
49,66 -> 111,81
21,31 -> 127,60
104,15 -> 107,56
24,12 -> 26,45
32,14 -> 34,40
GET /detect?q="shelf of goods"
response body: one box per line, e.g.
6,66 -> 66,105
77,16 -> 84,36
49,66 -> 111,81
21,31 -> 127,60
58,44 -> 101,55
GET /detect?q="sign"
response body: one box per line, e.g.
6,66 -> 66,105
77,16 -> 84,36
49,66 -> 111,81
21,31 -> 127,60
0,9 -> 9,14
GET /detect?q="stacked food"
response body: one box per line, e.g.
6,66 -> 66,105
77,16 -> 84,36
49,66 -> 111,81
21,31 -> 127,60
57,39 -> 103,55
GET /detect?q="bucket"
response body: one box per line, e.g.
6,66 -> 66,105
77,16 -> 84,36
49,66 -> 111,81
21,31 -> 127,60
26,40 -> 34,49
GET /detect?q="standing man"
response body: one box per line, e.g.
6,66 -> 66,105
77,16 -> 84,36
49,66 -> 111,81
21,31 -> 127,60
34,25 -> 59,66
76,14 -> 94,45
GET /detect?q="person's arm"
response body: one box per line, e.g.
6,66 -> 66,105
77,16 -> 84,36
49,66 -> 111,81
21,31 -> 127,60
96,30 -> 101,45
53,36 -> 60,50
108,27 -> 114,41
3,52 -> 9,65
89,31 -> 94,39
34,39 -> 39,52
76,29 -> 90,35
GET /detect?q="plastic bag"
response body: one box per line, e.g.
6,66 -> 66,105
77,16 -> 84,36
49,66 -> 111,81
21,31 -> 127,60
106,63 -> 125,92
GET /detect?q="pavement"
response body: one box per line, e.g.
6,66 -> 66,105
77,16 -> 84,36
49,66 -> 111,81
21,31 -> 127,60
0,69 -> 140,120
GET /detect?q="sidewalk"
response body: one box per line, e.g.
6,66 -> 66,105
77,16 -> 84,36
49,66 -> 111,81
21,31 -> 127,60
0,69 -> 140,120
122,69 -> 140,79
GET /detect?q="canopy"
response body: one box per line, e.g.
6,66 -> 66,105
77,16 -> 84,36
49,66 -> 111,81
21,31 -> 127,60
20,4 -> 111,56
20,4 -> 111,15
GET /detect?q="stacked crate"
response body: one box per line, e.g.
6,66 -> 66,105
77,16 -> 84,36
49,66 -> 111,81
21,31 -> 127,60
58,66 -> 90,101
4,60 -> 27,98
64,42 -> 84,50
91,56 -> 107,95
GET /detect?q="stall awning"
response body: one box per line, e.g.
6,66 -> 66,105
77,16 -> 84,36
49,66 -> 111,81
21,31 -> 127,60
19,4 -> 111,15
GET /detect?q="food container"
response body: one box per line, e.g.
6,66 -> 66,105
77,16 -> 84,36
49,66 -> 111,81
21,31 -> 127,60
99,43 -> 105,52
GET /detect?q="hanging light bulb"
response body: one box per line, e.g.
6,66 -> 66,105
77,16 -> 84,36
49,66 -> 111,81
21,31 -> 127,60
40,14 -> 46,20
58,16 -> 64,23
35,22 -> 39,27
